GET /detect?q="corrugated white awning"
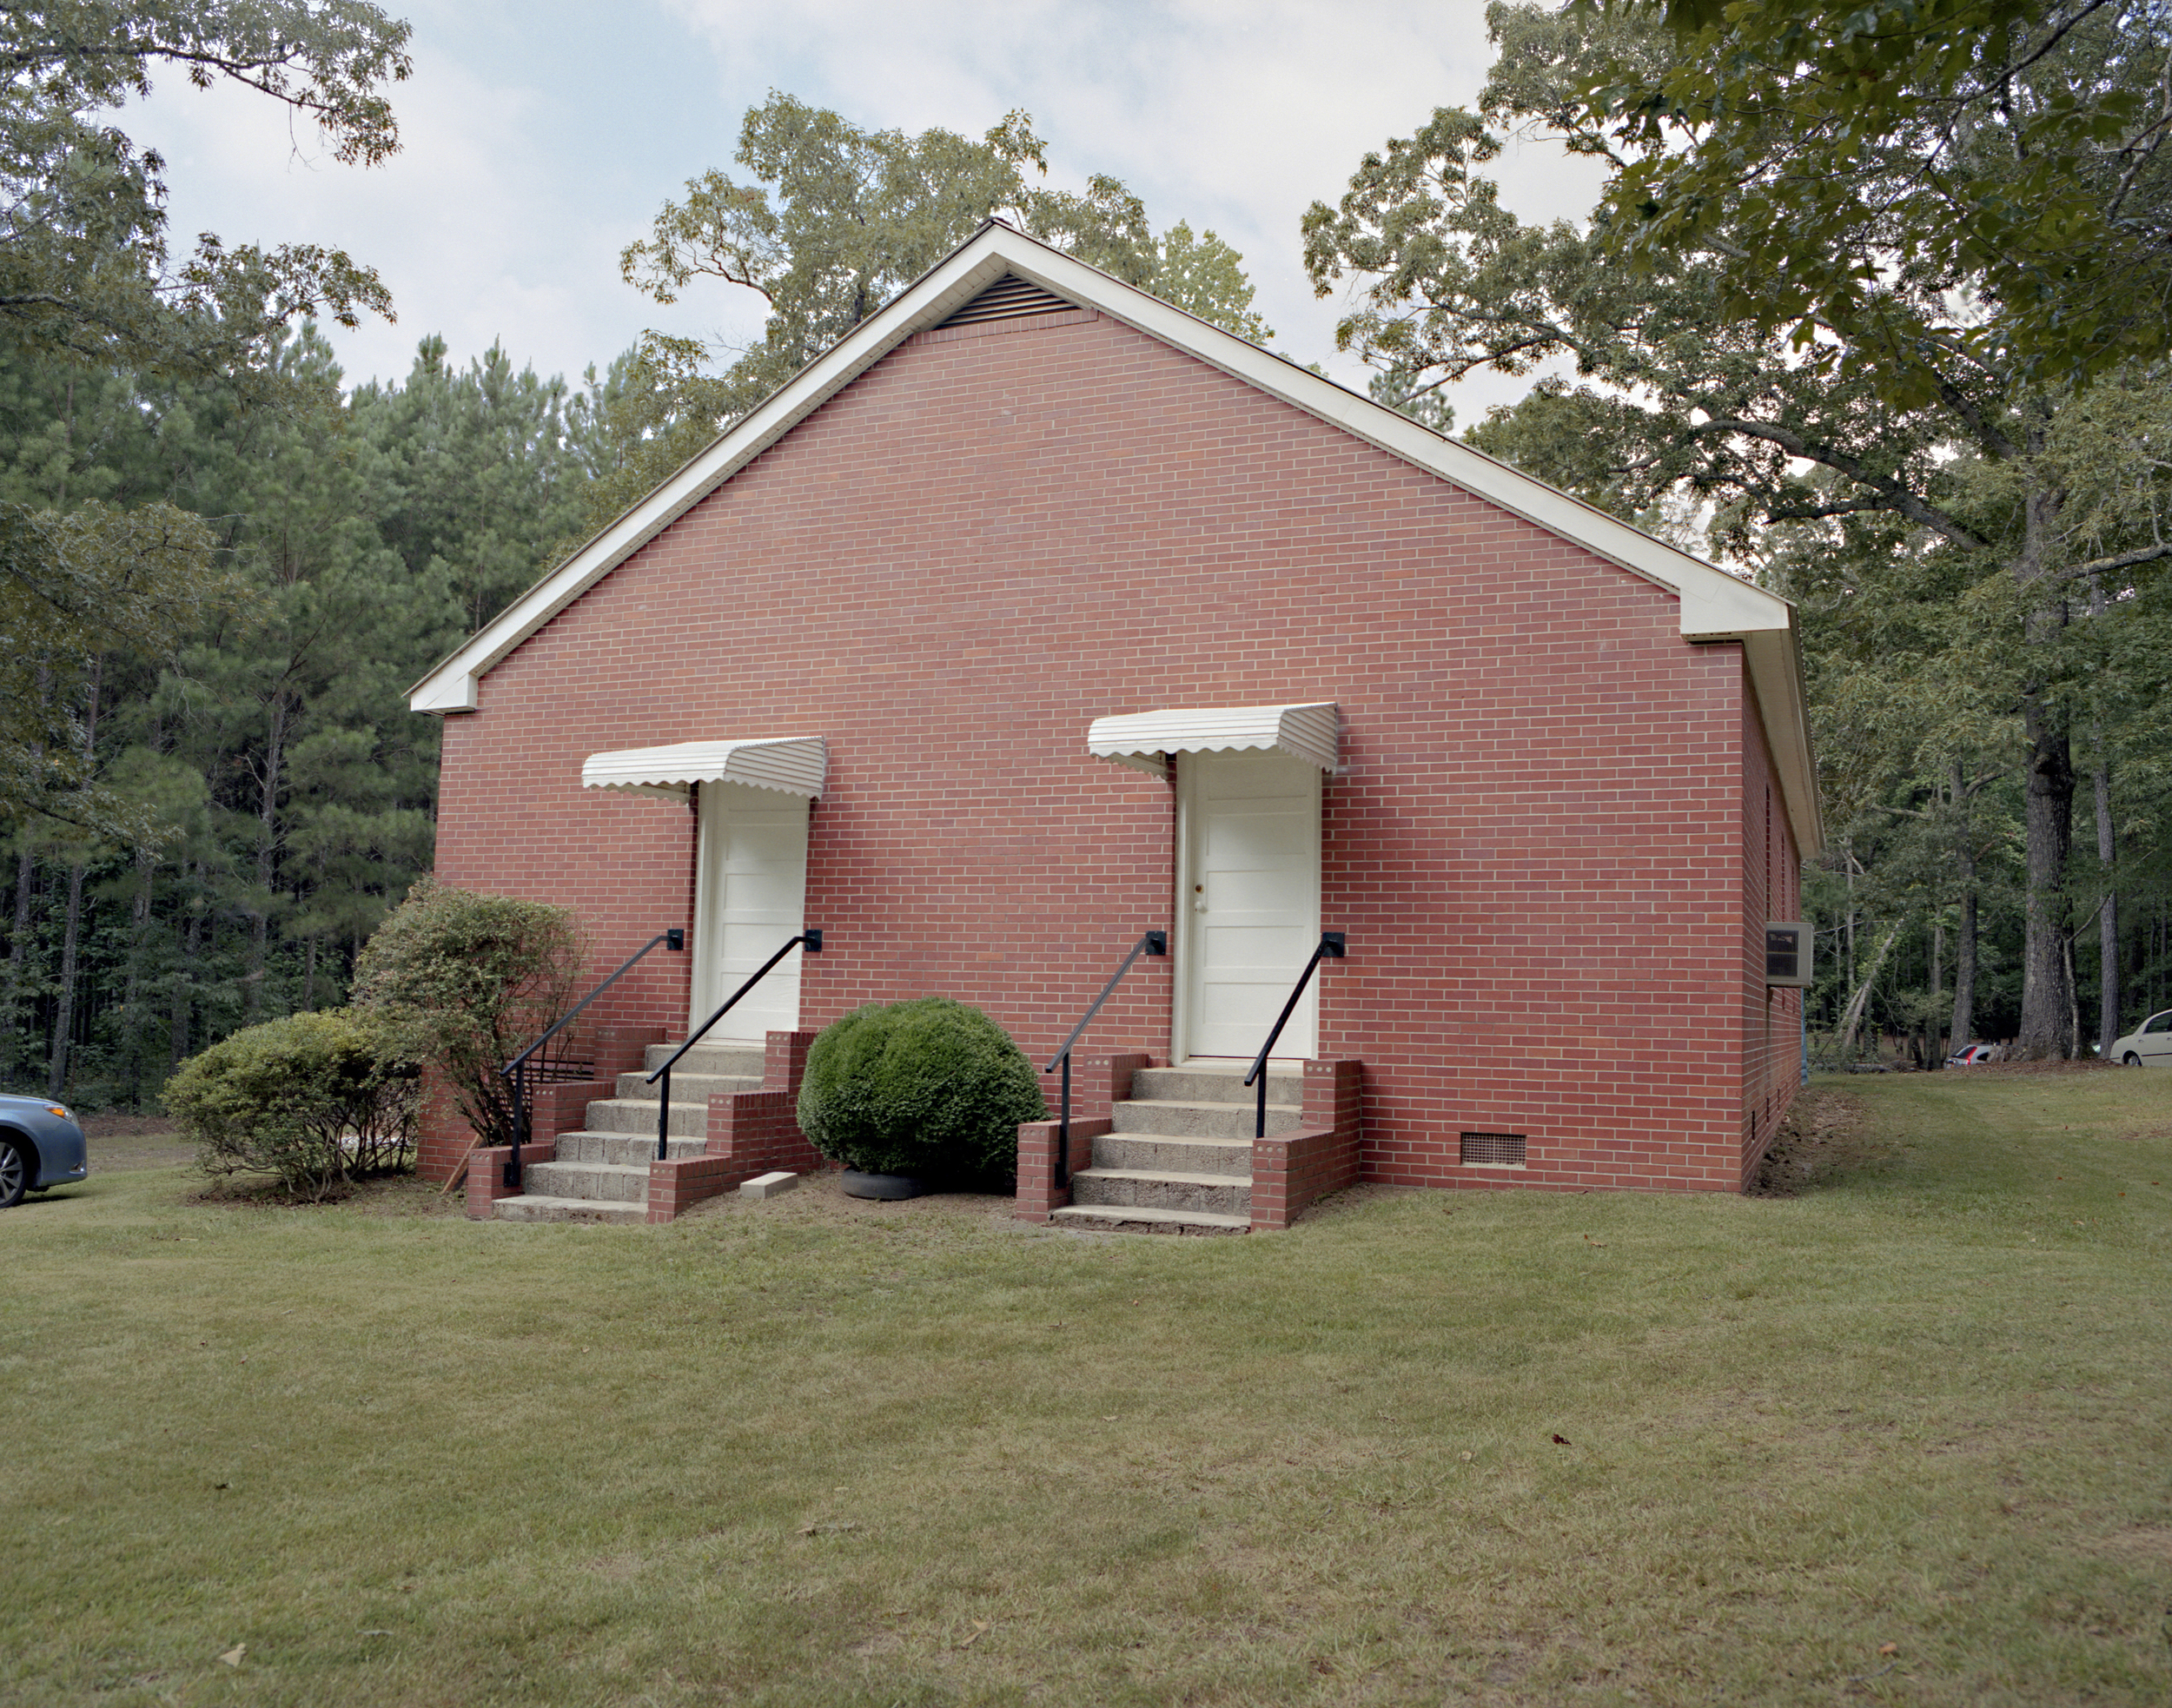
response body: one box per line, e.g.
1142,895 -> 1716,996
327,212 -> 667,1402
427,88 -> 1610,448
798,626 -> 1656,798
1085,703 -> 1338,777
580,737 -> 827,799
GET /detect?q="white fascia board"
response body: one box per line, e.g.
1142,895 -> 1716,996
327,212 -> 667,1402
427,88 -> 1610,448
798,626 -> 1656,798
1742,631 -> 1825,855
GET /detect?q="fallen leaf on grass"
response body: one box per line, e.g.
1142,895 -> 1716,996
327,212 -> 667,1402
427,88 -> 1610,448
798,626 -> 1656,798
1582,1235 -> 1606,1248
1878,1643 -> 1898,1656
218,1645 -> 246,1667
1552,1433 -> 1572,1446
797,1520 -> 860,1536
957,1619 -> 992,1649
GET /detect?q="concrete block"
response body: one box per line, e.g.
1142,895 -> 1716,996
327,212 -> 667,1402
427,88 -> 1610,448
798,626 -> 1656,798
740,1170 -> 799,1201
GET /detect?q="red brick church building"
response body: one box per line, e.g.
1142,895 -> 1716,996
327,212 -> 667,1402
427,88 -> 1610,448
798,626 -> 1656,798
409,221 -> 1819,1230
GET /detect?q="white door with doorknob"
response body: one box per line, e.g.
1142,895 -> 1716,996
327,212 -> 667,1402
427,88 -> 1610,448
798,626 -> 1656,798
691,783 -> 809,1040
1176,749 -> 1321,1061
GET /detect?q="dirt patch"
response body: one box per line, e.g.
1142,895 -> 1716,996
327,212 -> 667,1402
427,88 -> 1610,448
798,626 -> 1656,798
2082,1525 -> 2172,1567
1750,1086 -> 1890,1196
182,1170 -> 455,1215
677,1165 -> 1016,1228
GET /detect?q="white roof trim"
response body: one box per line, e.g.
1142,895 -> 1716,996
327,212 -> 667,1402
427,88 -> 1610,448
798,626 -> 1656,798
410,221 -> 1818,851
1088,703 -> 1338,777
580,737 -> 826,800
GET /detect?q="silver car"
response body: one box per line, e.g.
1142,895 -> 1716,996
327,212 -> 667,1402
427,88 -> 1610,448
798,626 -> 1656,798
2109,1010 -> 2172,1067
0,1096 -> 88,1207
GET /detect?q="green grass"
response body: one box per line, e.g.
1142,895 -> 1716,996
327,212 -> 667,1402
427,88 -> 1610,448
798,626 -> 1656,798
5,1070 -> 2171,1706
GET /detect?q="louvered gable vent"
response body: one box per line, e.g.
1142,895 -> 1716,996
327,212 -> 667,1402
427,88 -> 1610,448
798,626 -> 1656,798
938,274 -> 1073,327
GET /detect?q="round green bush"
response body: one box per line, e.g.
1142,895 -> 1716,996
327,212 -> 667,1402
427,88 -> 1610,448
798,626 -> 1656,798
796,998 -> 1047,1186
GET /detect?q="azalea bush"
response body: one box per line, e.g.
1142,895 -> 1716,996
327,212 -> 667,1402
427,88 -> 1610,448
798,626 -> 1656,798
166,1010 -> 419,1200
796,997 -> 1046,1188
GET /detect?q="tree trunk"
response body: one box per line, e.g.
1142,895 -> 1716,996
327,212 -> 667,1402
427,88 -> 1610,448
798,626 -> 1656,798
170,864 -> 201,1071
1,845 -> 32,1076
46,859 -> 83,1099
47,655 -> 101,1100
121,845 -> 155,1108
1929,917 -> 1945,1063
247,697 -> 288,1023
1949,760 -> 1978,1050
2017,693 -> 2074,1056
1838,922 -> 1904,1055
3,661 -> 52,1076
2096,758 -> 2118,1054
2014,469 -> 2074,1058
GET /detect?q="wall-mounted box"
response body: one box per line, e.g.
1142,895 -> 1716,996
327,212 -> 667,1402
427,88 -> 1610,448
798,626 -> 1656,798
1765,921 -> 1812,987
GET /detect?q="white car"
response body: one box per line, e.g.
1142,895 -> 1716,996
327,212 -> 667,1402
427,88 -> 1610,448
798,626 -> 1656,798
1946,1043 -> 1997,1067
2109,1010 -> 2172,1066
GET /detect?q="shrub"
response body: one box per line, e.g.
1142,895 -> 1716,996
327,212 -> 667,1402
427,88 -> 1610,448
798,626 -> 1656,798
349,877 -> 586,1150
165,1010 -> 420,1201
796,997 -> 1047,1187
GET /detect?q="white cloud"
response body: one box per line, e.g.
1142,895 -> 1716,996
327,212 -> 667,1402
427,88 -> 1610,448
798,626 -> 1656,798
121,0 -> 1603,423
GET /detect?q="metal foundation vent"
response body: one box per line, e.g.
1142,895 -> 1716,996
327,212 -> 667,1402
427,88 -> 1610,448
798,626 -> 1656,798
1460,1131 -> 1526,1166
938,275 -> 1073,327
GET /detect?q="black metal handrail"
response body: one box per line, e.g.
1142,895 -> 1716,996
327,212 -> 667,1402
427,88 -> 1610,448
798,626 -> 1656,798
500,928 -> 685,1191
1242,932 -> 1346,1139
645,930 -> 824,1162
1042,930 -> 1166,1190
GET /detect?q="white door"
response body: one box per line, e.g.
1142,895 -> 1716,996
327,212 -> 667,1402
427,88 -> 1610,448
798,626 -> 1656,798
691,783 -> 810,1040
1178,750 -> 1321,1061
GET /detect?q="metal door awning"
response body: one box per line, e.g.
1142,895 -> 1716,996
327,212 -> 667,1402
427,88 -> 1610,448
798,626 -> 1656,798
1084,703 -> 1338,777
579,737 -> 827,799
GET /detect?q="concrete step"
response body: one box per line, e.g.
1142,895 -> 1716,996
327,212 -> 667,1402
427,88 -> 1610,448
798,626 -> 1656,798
1070,1167 -> 1250,1218
645,1041 -> 765,1079
1131,1065 -> 1302,1106
585,1097 -> 712,1137
612,1069 -> 760,1103
554,1130 -> 704,1167
1111,1097 -> 1301,1140
1050,1203 -> 1250,1235
492,1194 -> 646,1225
1091,1132 -> 1251,1176
525,1159 -> 648,1203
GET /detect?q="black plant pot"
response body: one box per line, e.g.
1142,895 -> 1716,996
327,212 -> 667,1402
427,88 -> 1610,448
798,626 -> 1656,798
840,1169 -> 930,1201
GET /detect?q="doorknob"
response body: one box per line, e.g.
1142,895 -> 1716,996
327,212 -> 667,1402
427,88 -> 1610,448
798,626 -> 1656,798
1192,883 -> 1207,914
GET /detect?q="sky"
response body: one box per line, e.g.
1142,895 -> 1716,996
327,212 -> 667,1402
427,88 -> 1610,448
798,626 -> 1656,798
128,0 -> 1605,423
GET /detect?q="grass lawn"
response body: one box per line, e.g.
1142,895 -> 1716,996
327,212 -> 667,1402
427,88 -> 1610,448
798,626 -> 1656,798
5,1071 -> 2171,1706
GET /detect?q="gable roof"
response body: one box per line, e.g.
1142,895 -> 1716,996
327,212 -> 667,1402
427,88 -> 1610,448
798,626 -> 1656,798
408,221 -> 1821,851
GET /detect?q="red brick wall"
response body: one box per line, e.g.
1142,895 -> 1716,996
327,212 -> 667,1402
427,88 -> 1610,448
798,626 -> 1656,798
433,307 -> 1782,1194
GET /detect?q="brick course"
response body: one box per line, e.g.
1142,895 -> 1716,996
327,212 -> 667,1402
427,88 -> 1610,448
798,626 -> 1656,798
432,306 -> 1804,1196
